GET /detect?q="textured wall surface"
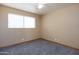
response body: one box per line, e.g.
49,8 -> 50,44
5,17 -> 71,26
0,5 -> 41,47
41,4 -> 79,49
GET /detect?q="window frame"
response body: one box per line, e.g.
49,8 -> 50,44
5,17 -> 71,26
8,13 -> 36,28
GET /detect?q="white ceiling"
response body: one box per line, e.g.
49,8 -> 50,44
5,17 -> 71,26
1,3 -> 76,15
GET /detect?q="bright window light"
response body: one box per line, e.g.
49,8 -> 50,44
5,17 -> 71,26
24,16 -> 35,28
8,13 -> 23,28
8,13 -> 36,28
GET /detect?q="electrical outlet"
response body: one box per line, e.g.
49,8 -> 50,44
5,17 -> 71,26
22,38 -> 24,40
54,38 -> 56,40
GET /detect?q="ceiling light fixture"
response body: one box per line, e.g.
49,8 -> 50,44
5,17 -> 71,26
38,4 -> 44,9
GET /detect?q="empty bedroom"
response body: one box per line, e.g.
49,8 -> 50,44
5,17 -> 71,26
0,3 -> 79,55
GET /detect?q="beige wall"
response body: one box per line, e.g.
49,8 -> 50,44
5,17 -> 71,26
41,4 -> 79,49
0,4 -> 79,49
0,5 -> 41,47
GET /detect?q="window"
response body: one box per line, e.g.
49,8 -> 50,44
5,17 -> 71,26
8,13 -> 36,28
8,13 -> 23,28
24,16 -> 35,28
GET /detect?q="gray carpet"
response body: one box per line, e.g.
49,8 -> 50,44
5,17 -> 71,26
0,39 -> 79,55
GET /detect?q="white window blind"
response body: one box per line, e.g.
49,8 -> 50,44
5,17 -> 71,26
24,16 -> 35,28
8,13 -> 36,28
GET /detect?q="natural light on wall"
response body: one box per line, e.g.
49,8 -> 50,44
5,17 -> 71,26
8,13 -> 36,28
